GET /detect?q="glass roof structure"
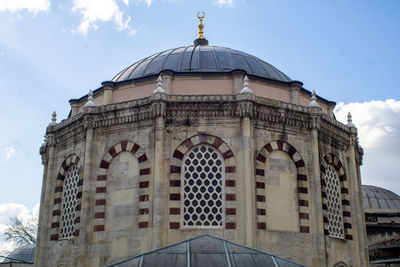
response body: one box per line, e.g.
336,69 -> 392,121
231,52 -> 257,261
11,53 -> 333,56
105,235 -> 309,267
2,244 -> 35,263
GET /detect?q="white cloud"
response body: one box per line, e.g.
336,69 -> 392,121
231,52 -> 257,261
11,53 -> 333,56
57,3 -> 64,11
144,0 -> 152,6
133,0 -> 152,6
3,147 -> 16,161
334,99 -> 400,193
0,0 -> 50,13
72,0 -> 136,35
0,203 -> 39,255
335,99 -> 400,149
214,0 -> 233,6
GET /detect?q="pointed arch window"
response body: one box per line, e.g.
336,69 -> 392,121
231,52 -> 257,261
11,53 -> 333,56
324,165 -> 345,238
181,144 -> 225,228
60,165 -> 79,239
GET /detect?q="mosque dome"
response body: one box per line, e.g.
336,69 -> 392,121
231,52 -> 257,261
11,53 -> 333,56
111,45 -> 292,84
3,244 -> 35,263
362,185 -> 400,213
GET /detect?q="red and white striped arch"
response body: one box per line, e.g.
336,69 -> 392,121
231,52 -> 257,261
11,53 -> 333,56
169,133 -> 237,230
255,140 -> 310,233
93,141 -> 150,232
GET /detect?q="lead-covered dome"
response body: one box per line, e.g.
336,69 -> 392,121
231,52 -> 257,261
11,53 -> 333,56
362,185 -> 400,213
112,45 -> 292,83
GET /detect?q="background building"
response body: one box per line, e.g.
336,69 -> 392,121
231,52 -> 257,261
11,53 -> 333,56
363,185 -> 400,266
35,19 -> 369,267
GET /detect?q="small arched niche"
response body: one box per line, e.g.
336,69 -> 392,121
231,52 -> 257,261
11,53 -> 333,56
265,150 -> 299,232
106,151 -> 139,231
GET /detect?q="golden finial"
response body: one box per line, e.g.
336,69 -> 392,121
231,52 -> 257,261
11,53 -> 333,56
194,11 -> 208,46
197,11 -> 205,39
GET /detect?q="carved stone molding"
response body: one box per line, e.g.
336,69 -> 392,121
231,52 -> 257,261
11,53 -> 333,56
46,94 -> 355,148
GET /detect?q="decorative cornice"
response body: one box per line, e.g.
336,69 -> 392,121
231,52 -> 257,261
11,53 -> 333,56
39,133 -> 56,165
356,144 -> 364,166
46,94 -> 354,147
39,144 -> 48,165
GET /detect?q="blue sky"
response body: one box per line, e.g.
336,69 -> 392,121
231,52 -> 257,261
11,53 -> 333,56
0,0 -> 399,252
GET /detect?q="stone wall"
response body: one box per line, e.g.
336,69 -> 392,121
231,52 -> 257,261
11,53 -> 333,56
36,93 -> 368,267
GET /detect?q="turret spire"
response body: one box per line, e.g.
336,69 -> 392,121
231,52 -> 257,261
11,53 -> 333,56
308,90 -> 320,108
49,111 -> 57,126
153,75 -> 166,94
347,112 -> 356,127
240,75 -> 253,94
84,89 -> 96,107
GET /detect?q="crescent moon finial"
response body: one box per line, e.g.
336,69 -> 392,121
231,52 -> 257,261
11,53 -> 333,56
194,11 -> 208,45
196,11 -> 206,39
197,11 -> 205,19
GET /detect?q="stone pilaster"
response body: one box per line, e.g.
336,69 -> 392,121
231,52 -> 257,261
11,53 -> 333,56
309,108 -> 327,267
327,103 -> 335,118
347,130 -> 369,266
290,81 -> 303,105
232,71 -> 245,94
151,93 -> 166,250
161,71 -> 174,94
242,116 -> 255,247
70,103 -> 80,117
35,134 -> 55,267
238,93 -> 255,247
77,116 -> 94,267
102,81 -> 116,105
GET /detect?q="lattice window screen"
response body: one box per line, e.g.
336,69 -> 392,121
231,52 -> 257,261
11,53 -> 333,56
325,165 -> 344,238
182,144 -> 225,227
60,165 -> 79,239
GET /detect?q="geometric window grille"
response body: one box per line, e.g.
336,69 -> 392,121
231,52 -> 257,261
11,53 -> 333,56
60,165 -> 79,239
324,165 -> 344,239
182,144 -> 225,228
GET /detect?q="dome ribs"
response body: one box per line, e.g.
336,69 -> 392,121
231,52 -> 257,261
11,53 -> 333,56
123,58 -> 144,81
177,46 -> 192,72
135,53 -> 161,79
160,47 -> 181,71
188,45 -> 197,71
110,45 -> 292,84
236,50 -> 255,75
210,46 -> 220,71
363,185 -> 400,211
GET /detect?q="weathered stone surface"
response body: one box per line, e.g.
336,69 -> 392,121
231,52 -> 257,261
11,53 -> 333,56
36,91 -> 367,267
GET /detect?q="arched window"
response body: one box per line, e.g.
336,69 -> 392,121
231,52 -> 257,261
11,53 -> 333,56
324,165 -> 344,238
182,144 -> 225,227
60,165 -> 79,239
